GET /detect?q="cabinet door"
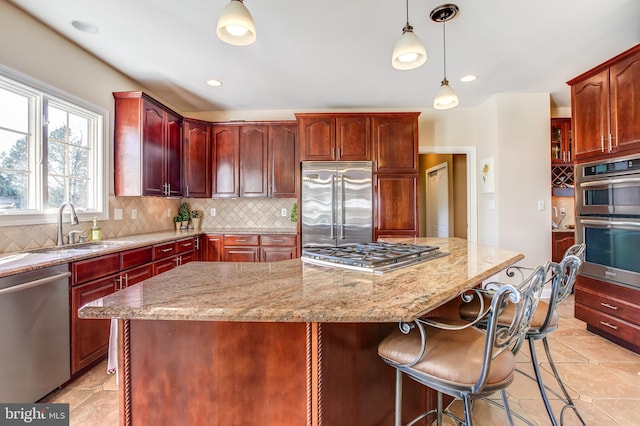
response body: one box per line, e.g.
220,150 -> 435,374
551,233 -> 575,263
120,264 -> 153,289
153,257 -> 176,275
269,124 -> 298,197
572,69 -> 610,161
203,235 -> 222,262
223,247 -> 260,262
166,111 -> 183,196
142,100 -> 167,196
240,125 -> 268,197
212,126 -> 240,197
298,116 -> 335,161
120,246 -> 153,270
374,174 -> 418,240
71,275 -> 117,374
372,115 -> 418,173
336,116 -> 371,161
610,49 -> 640,155
184,119 -> 211,198
176,237 -> 196,254
261,247 -> 297,262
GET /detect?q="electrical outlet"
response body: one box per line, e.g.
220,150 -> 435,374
560,207 -> 566,215
210,208 -> 216,217
281,208 -> 287,217
167,208 -> 172,218
114,209 -> 123,220
131,209 -> 137,220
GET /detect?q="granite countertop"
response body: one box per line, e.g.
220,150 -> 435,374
0,228 -> 297,278
78,237 -> 524,324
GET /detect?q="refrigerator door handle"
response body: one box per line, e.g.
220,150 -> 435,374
339,175 -> 346,240
330,174 -> 336,240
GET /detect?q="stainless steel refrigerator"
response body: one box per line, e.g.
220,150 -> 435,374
301,161 -> 373,247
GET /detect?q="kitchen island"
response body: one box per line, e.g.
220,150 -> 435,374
79,237 -> 523,425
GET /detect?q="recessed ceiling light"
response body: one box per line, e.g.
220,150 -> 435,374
206,79 -> 223,87
460,74 -> 477,83
71,20 -> 99,34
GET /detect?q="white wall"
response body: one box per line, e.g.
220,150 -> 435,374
477,94 -> 552,267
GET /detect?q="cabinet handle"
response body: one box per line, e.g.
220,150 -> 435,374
195,238 -> 200,250
272,239 -> 284,243
608,133 -> 614,153
181,242 -> 193,248
236,239 -> 247,242
167,183 -> 171,195
600,302 -> 619,311
175,256 -> 182,266
123,274 -> 129,289
161,248 -> 173,253
186,185 -> 189,198
600,321 -> 618,330
336,147 -> 340,159
116,276 -> 123,291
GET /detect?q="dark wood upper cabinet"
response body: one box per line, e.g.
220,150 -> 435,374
268,123 -> 298,197
551,118 -> 572,164
569,44 -> 640,162
374,174 -> 418,240
240,125 -> 268,197
372,113 -> 419,173
113,92 -> 183,197
183,119 -> 211,198
212,125 -> 240,198
297,114 -> 371,161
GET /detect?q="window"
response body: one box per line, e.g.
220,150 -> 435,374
0,69 -> 106,225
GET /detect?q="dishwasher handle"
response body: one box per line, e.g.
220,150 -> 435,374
0,271 -> 71,296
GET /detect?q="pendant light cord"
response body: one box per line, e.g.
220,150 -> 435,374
442,20 -> 447,81
405,0 -> 409,25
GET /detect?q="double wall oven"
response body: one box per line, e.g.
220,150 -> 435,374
575,154 -> 640,289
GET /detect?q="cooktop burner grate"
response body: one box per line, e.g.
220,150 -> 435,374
301,242 -> 442,269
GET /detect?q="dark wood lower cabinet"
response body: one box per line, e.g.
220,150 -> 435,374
119,320 -> 430,426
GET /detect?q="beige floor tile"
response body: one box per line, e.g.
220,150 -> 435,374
552,362 -> 640,400
69,390 -> 119,426
592,398 -> 640,425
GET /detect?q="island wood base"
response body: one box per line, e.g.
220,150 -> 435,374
117,319 -> 433,425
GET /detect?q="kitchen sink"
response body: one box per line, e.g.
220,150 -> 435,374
30,241 -> 126,254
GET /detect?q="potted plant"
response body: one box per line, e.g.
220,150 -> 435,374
177,202 -> 191,230
190,210 -> 202,229
173,216 -> 182,231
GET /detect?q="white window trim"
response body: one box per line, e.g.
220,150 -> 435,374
0,64 -> 109,227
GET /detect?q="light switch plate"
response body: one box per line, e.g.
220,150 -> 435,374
281,208 -> 287,217
131,209 -> 137,220
537,200 -> 545,211
210,208 -> 216,217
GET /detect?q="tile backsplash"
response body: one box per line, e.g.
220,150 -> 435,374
0,196 -> 298,254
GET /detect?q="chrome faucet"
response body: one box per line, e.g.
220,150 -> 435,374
57,202 -> 79,246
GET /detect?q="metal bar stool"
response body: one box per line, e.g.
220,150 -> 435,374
459,244 -> 586,426
378,264 -> 547,426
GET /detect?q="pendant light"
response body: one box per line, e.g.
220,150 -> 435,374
217,0 -> 256,46
431,4 -> 459,110
392,0 -> 427,70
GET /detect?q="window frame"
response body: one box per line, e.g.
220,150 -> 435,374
0,65 -> 108,227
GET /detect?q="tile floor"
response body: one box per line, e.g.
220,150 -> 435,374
43,295 -> 640,425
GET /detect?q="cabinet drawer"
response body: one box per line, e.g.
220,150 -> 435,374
575,303 -> 640,347
176,237 -> 195,254
119,264 -> 153,289
224,234 -> 259,246
223,247 -> 259,262
575,286 -> 640,325
72,253 -> 120,285
121,246 -> 153,270
154,257 -> 176,275
576,275 -> 640,305
154,242 -> 177,260
260,234 -> 296,246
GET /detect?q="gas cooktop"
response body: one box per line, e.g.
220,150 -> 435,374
301,242 -> 448,274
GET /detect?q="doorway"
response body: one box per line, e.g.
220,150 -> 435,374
426,163 -> 449,237
418,146 -> 476,241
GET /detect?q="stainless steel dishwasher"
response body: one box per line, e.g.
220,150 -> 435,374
0,264 -> 71,402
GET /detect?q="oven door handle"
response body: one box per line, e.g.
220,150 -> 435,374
580,218 -> 640,227
580,177 -> 640,187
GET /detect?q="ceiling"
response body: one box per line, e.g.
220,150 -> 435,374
9,0 -> 640,113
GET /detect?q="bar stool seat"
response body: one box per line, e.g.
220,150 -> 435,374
460,296 -> 558,331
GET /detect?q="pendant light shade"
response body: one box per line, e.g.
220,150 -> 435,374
392,24 -> 427,70
217,0 -> 256,46
431,4 -> 459,110
392,0 -> 426,70
434,79 -> 459,109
